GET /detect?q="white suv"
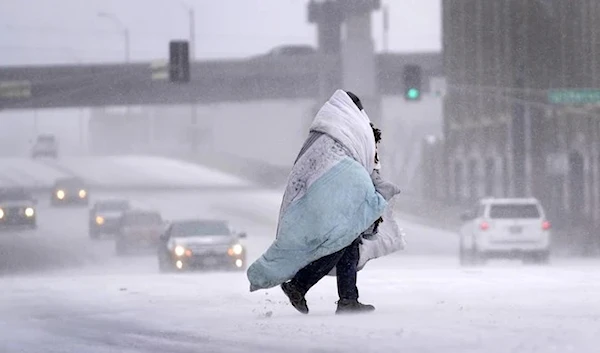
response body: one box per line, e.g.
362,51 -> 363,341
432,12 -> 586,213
459,198 -> 551,265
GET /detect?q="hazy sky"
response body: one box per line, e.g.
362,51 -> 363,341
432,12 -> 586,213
0,0 -> 441,66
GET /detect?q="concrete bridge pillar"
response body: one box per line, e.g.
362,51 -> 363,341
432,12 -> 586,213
308,0 -> 381,125
342,6 -> 380,126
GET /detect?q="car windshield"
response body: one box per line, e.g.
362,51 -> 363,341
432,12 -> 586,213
171,221 -> 231,237
0,188 -> 31,201
97,201 -> 129,212
37,135 -> 55,143
489,204 -> 541,219
270,46 -> 314,56
55,179 -> 85,188
124,213 -> 162,225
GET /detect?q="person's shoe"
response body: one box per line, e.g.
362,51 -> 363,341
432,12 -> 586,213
281,281 -> 309,314
335,299 -> 375,314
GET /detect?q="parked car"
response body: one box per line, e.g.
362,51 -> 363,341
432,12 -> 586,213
157,219 -> 247,272
265,44 -> 316,57
459,198 -> 551,265
89,199 -> 131,239
0,187 -> 37,231
115,209 -> 164,256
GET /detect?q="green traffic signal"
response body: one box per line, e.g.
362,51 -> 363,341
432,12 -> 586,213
407,88 -> 420,100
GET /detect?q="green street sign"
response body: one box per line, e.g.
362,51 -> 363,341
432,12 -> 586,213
548,89 -> 600,104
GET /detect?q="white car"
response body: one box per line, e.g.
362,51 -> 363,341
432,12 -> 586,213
459,198 -> 551,265
31,134 -> 58,159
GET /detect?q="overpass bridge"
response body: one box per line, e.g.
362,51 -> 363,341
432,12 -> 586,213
0,53 -> 441,110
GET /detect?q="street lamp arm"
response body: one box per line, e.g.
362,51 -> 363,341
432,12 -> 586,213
97,12 -> 126,32
97,11 -> 130,62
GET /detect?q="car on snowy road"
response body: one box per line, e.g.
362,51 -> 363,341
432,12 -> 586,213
0,187 -> 37,231
115,209 -> 164,256
89,199 -> 131,239
459,198 -> 551,265
157,219 -> 247,272
31,133 -> 58,159
51,177 -> 89,206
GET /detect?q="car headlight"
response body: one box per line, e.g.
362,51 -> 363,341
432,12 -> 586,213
96,216 -> 104,225
25,207 -> 35,217
231,243 -> 243,255
174,245 -> 186,257
175,260 -> 184,269
56,190 -> 65,199
0,208 -> 4,219
78,189 -> 87,198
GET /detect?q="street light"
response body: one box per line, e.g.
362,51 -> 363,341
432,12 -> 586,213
179,2 -> 196,60
97,12 -> 130,62
179,2 -> 197,153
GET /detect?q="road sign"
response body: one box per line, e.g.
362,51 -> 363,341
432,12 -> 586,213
0,80 -> 31,98
150,60 -> 168,81
548,89 -> 600,104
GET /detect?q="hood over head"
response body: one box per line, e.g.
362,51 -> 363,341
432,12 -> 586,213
309,90 -> 376,172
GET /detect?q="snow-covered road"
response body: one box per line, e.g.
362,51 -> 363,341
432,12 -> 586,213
1,188 -> 600,352
0,156 -> 251,189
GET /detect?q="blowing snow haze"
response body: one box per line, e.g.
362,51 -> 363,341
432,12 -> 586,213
1,1 -> 599,352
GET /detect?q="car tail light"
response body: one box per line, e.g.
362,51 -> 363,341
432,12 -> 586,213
542,221 -> 551,230
479,221 -> 489,231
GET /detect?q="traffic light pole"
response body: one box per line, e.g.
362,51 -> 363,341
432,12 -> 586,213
189,90 -> 198,154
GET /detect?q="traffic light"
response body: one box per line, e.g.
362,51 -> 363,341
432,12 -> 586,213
169,40 -> 190,83
403,64 -> 422,101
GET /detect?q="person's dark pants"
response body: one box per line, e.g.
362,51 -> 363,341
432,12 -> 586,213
289,238 -> 360,300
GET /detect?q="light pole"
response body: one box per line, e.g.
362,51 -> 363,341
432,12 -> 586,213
180,2 -> 198,153
180,2 -> 196,60
382,4 -> 389,53
97,12 -> 130,62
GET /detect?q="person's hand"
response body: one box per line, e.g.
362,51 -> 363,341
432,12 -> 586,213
371,171 -> 401,201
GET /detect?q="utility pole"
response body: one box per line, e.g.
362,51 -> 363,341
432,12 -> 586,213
181,3 -> 197,153
189,7 -> 196,59
382,4 -> 389,53
33,109 -> 38,136
124,27 -> 130,63
78,108 -> 85,153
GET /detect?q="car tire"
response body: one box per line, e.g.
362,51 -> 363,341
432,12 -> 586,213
115,239 -> 128,256
89,230 -> 100,240
459,237 -> 473,266
158,259 -> 174,273
473,249 -> 486,265
460,241 -> 484,267
524,251 -> 550,265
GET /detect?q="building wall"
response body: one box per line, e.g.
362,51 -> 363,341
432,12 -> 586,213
442,0 -> 600,233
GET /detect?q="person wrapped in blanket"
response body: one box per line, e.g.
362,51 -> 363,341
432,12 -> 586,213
246,90 -> 404,315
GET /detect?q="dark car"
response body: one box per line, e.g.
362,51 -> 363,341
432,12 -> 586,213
157,219 -> 247,272
115,209 -> 164,256
89,199 -> 131,239
0,187 -> 37,230
51,177 -> 89,206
